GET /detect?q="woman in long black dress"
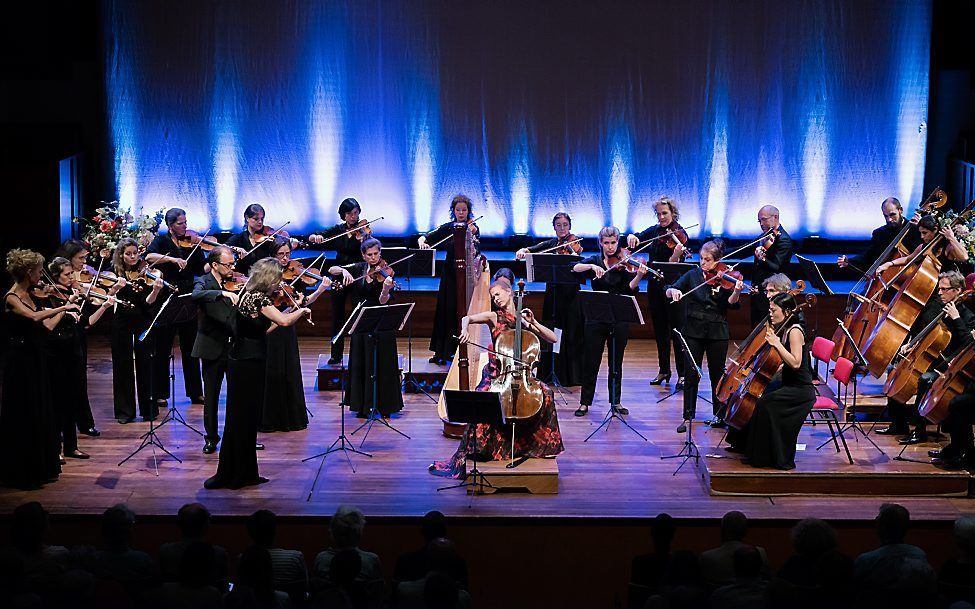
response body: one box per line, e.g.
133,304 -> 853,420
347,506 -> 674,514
259,237 -> 330,432
40,257 -> 120,460
515,212 -> 584,387
111,238 -> 166,424
1,249 -> 79,489
418,194 -> 478,365
343,238 -> 404,418
205,258 -> 312,490
727,292 -> 817,470
627,197 -> 690,386
430,275 -> 563,477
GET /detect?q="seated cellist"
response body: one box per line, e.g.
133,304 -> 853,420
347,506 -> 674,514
931,372 -> 975,470
429,274 -> 564,478
877,271 -> 975,444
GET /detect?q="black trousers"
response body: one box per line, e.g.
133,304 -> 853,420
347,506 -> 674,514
76,335 -> 95,431
111,319 -> 156,421
330,287 -> 351,361
647,282 -> 685,378
46,343 -> 79,453
201,355 -> 228,441
682,335 -> 728,420
943,393 -> 975,452
580,322 -> 629,406
888,370 -> 936,432
153,318 -> 203,401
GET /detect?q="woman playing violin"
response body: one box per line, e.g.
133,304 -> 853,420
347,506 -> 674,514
204,258 -> 312,490
725,293 -> 816,470
307,198 -> 370,365
39,256 -> 121,461
145,207 -> 206,409
572,226 -> 649,417
1,249 -> 80,489
513,212 -> 585,387
259,237 -> 331,433
627,197 -> 690,387
111,237 -> 165,424
344,238 -> 404,419
418,194 -> 479,366
224,203 -> 299,275
430,274 -> 563,477
665,239 -> 744,431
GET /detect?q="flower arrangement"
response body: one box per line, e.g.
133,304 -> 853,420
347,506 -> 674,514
75,201 -> 164,258
932,210 -> 975,261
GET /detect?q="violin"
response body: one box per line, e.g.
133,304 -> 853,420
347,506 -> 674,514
31,282 -> 68,303
555,234 -> 583,255
221,271 -> 248,293
366,259 -> 399,289
759,226 -> 780,252
175,230 -> 222,251
132,267 -> 178,292
350,219 -> 373,241
663,223 -> 689,250
702,262 -> 754,292
282,260 -> 327,287
490,279 -> 544,420
271,281 -> 301,308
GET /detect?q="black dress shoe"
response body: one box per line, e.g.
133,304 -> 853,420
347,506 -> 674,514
192,396 -> 205,405
117,418 -> 134,425
706,418 -> 727,429
574,404 -> 589,417
875,425 -> 909,436
613,404 -> 629,415
255,443 -> 265,450
79,427 -> 101,437
929,445 -> 959,460
65,450 -> 90,459
676,420 -> 689,434
937,451 -> 971,471
649,372 -> 672,386
898,430 -> 928,445
327,357 -> 342,365
203,440 -> 217,454
428,355 -> 441,364
675,377 -> 685,391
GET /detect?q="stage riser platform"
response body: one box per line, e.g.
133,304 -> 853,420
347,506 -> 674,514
315,355 -> 447,392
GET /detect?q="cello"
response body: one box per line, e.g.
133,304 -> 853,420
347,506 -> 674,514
724,294 -> 817,430
832,188 -> 949,362
917,341 -> 975,424
490,279 -> 544,420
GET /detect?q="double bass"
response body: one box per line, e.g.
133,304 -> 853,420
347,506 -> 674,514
832,188 -> 949,362
724,294 -> 817,430
490,279 -> 544,420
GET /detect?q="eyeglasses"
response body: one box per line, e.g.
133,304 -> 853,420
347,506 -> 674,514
213,260 -> 235,269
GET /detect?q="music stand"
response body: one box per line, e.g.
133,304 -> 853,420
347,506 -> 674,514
346,302 -> 414,449
436,389 -> 504,503
577,290 -> 648,442
383,247 -> 437,400
303,305 -> 372,494
648,262 -> 697,283
145,293 -> 204,437
524,253 -> 584,404
661,329 -> 703,475
797,255 -> 833,334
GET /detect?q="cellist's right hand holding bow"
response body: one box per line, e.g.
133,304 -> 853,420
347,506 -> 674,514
944,301 -> 961,320
875,262 -> 892,276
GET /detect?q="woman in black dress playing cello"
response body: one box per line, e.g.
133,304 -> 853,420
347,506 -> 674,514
430,275 -> 563,477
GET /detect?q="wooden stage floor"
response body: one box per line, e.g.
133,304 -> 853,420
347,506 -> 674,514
2,337 -> 973,522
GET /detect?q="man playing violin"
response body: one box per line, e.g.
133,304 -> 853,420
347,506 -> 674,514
145,208 -> 206,409
666,239 -> 744,431
572,226 -> 649,417
308,198 -> 370,365
751,205 -> 794,327
191,246 -> 240,454
837,198 -> 921,274
514,212 -> 585,387
627,196 -> 689,387
878,271 -> 975,445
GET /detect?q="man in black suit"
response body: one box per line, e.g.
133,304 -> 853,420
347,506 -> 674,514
750,205 -> 795,326
838,197 -> 921,275
190,246 -> 238,454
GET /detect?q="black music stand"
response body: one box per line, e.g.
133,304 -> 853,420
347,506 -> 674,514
797,255 -> 833,334
436,390 -> 504,503
346,302 -> 414,449
661,329 -> 703,475
577,290 -> 648,442
383,247 -> 437,400
524,252 -> 584,404
823,319 -> 886,457
145,293 -> 204,437
303,305 -> 372,494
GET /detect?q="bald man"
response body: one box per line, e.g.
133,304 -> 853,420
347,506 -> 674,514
751,206 -> 795,326
837,197 -> 921,275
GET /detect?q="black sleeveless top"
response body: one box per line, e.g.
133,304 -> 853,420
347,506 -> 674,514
779,323 -> 813,387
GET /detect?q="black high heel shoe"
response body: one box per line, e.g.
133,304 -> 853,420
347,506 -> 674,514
649,372 -> 672,386
675,377 -> 685,391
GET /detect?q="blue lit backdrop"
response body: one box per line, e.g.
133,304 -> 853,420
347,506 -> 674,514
105,0 -> 931,239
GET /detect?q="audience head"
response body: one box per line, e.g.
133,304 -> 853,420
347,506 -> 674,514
180,541 -> 215,588
791,518 -> 836,559
424,571 -> 460,609
720,510 -> 749,543
421,510 -> 448,543
236,546 -> 275,602
954,516 -> 975,556
876,503 -> 911,545
247,509 -> 277,547
330,505 -> 366,550
328,548 -> 362,586
176,503 -> 211,539
650,513 -> 676,553
101,503 -> 137,547
732,545 -> 763,580
12,501 -> 48,552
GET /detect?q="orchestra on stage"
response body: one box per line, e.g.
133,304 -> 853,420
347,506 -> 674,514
6,188 -> 975,491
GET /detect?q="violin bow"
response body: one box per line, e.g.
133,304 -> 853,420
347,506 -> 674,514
181,228 -> 212,264
315,216 -> 385,247
534,237 -> 584,255
718,229 -> 776,262
451,336 -> 534,370
633,223 -> 699,248
676,262 -> 744,301
280,283 -> 313,325
288,252 -> 327,288
242,221 -> 292,258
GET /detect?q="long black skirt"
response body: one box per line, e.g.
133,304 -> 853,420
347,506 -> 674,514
260,326 -> 308,432
737,384 -> 816,470
429,269 -> 457,359
348,331 -> 404,417
540,283 -> 583,386
205,358 -> 265,489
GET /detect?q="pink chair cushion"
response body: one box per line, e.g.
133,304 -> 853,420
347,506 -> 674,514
811,336 -> 836,363
833,357 -> 855,385
813,396 -> 839,410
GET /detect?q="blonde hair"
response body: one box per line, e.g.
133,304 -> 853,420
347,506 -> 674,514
245,258 -> 283,294
5,248 -> 44,282
112,238 -> 143,275
598,226 -> 620,241
655,196 -> 680,222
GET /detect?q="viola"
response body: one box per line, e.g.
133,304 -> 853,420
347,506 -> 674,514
490,279 -> 544,420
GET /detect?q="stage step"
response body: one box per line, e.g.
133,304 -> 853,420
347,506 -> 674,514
476,458 -> 559,494
315,354 -> 448,393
